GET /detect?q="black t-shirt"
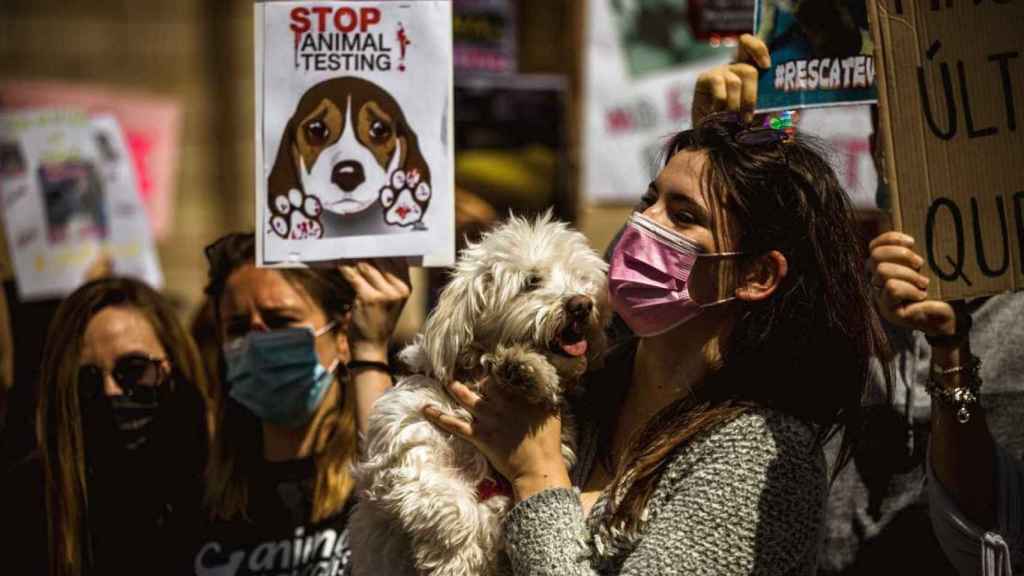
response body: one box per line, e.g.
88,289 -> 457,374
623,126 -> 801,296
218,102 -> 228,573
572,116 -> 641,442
189,457 -> 354,576
0,451 -> 199,576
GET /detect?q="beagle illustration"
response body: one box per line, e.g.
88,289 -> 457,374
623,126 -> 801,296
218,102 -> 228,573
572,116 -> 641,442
268,76 -> 432,239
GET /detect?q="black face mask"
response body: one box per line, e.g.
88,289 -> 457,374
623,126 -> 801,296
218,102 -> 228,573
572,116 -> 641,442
81,392 -> 162,466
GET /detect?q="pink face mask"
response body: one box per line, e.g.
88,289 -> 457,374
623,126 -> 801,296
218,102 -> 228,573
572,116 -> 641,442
608,212 -> 742,337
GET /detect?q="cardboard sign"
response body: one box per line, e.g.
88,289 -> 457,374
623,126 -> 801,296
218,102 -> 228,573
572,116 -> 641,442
0,81 -> 182,239
869,0 -> 1023,299
255,0 -> 455,267
755,0 -> 877,111
0,110 -> 162,301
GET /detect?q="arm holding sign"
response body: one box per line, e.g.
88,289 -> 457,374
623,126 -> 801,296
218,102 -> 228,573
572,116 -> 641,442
339,258 -> 411,436
869,232 -> 1022,575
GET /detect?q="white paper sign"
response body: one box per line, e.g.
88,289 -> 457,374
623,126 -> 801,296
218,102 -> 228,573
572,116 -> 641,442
255,0 -> 455,267
0,109 -> 163,301
582,0 -> 731,205
798,105 -> 878,209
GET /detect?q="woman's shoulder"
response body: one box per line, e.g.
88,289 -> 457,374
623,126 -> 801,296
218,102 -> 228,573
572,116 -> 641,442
662,407 -> 826,491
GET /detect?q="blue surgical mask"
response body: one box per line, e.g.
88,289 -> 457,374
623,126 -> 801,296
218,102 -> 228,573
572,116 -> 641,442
224,322 -> 338,427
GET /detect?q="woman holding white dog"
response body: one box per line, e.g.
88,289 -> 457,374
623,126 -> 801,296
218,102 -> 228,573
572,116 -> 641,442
189,233 -> 409,576
425,35 -> 890,575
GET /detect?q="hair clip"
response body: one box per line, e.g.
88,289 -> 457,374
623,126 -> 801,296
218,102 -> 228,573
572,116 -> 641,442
734,110 -> 798,146
763,110 -> 797,138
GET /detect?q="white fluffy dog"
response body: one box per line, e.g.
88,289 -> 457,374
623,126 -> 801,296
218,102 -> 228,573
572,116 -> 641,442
350,213 -> 609,576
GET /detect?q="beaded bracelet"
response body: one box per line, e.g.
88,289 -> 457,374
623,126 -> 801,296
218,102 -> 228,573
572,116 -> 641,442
925,354 -> 983,424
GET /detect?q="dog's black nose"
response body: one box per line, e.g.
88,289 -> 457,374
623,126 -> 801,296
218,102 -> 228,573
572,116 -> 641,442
566,295 -> 593,318
332,161 -> 365,192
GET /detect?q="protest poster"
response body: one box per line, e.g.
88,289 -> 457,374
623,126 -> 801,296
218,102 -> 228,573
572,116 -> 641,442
869,0 -> 1023,299
754,0 -> 877,111
0,81 -> 182,239
255,1 -> 455,267
0,110 -> 162,301
453,0 -> 516,75
583,0 -> 732,204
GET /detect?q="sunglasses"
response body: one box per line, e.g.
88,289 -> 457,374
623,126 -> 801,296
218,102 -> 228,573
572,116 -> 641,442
78,354 -> 168,404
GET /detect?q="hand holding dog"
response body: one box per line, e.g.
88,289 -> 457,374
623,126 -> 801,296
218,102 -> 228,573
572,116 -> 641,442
340,258 -> 411,361
868,231 -> 956,338
423,378 -> 572,503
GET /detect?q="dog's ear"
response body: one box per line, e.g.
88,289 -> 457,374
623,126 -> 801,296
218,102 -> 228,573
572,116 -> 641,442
395,116 -> 429,184
419,266 -> 488,382
267,116 -> 300,238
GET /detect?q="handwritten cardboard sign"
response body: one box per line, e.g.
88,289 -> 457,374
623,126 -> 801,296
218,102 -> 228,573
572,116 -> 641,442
869,0 -> 1023,299
255,0 -> 455,267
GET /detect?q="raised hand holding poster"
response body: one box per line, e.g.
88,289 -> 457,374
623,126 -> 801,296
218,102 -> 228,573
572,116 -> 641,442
255,1 -> 455,266
869,0 -> 1023,299
0,109 -> 162,301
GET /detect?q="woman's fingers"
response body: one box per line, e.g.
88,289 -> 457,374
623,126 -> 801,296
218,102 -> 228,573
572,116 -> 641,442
373,257 -> 412,287
868,231 -> 914,253
423,405 -> 474,438
339,264 -> 377,296
737,33 -> 771,68
869,243 -> 925,272
698,73 -> 728,114
448,380 -> 484,412
880,277 -> 929,308
341,260 -> 411,301
734,64 -> 760,121
872,261 -> 930,292
723,69 -> 743,114
356,261 -> 398,296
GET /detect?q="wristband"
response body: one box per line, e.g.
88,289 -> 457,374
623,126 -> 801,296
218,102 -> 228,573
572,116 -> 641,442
347,360 -> 392,375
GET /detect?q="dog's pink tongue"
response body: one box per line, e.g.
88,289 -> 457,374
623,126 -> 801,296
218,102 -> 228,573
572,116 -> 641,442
561,340 -> 588,357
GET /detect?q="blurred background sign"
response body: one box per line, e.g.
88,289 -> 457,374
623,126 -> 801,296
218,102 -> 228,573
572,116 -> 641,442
453,0 -> 517,76
0,81 -> 182,240
0,109 -> 162,300
582,0 -> 732,206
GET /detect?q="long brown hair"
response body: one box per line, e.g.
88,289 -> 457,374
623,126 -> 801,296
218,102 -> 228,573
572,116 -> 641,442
603,114 -> 891,535
36,277 -> 210,576
202,233 -> 357,522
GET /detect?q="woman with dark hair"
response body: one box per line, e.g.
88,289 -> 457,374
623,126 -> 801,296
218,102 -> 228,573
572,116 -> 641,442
424,36 -> 890,574
0,277 -> 210,576
191,233 -> 408,576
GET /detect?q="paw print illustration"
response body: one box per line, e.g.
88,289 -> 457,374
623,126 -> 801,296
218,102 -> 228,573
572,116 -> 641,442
269,188 -> 324,239
380,169 -> 431,228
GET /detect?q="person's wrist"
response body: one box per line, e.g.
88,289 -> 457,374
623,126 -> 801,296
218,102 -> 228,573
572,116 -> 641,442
511,465 -> 571,503
924,302 -> 971,350
350,341 -> 389,363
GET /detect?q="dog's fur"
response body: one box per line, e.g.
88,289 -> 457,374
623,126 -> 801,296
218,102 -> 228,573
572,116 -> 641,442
350,214 -> 609,576
268,76 -> 432,239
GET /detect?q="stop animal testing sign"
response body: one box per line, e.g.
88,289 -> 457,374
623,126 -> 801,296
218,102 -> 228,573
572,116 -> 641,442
869,0 -> 1023,299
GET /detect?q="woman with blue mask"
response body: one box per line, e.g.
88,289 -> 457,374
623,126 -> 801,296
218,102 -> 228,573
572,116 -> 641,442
424,35 -> 893,575
190,233 -> 409,576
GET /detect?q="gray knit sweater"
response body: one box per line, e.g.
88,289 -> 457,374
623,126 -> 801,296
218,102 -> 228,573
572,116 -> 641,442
503,408 -> 828,575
